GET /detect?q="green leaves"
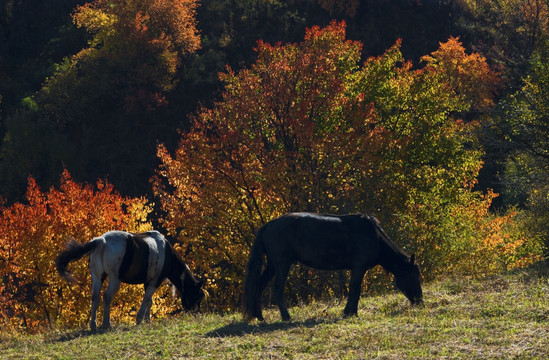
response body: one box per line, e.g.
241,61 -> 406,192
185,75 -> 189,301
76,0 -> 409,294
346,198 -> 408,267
154,22 -> 525,310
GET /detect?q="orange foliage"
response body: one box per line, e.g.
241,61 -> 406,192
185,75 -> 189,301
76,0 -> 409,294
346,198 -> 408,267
69,0 -> 200,111
154,22 -> 376,308
74,0 -> 200,53
0,170 -> 156,332
154,22 -> 520,310
399,187 -> 543,279
421,37 -> 501,111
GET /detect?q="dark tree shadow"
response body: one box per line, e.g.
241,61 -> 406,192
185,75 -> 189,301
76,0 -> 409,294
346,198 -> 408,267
205,317 -> 341,338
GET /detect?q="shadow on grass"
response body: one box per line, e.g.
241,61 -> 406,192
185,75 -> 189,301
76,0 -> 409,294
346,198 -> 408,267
206,317 -> 339,338
507,259 -> 549,280
48,325 -> 132,343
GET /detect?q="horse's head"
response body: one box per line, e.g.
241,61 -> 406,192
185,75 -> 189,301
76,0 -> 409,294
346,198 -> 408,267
394,254 -> 423,305
181,277 -> 206,311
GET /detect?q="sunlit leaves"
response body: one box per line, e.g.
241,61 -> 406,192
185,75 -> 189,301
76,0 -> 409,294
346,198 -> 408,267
153,22 -> 525,311
421,36 -> 500,112
41,0 -> 200,118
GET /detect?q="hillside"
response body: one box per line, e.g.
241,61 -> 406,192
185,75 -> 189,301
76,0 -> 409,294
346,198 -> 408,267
2,261 -> 548,359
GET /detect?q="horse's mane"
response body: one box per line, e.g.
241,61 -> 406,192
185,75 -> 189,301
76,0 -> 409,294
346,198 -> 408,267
366,215 -> 409,260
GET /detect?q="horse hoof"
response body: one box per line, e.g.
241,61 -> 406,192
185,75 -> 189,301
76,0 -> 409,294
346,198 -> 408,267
343,310 -> 357,318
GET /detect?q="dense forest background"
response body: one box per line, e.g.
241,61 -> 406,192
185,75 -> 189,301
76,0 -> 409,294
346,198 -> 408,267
1,0 -> 548,332
2,0 -> 546,202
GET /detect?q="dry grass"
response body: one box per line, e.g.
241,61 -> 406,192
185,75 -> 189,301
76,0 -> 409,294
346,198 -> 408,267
1,261 -> 548,359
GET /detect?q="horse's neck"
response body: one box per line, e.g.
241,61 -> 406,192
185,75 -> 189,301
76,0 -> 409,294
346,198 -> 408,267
166,248 -> 188,286
378,239 -> 407,275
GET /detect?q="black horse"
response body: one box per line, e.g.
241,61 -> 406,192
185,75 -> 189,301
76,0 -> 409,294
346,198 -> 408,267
242,213 -> 423,321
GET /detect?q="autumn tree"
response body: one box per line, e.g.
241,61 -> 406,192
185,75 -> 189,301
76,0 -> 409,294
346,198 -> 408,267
0,0 -> 200,200
41,0 -> 200,116
450,0 -> 549,210
154,22 -> 541,310
0,0 -> 459,203
0,170 -> 165,332
452,0 -> 549,88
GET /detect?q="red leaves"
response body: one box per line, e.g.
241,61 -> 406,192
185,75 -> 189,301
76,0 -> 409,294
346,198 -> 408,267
153,21 -> 518,310
153,21 -> 396,310
2,22 -> 521,330
0,171 -> 153,332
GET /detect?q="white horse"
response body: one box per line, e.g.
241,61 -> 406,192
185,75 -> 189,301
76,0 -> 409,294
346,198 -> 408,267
56,230 -> 205,330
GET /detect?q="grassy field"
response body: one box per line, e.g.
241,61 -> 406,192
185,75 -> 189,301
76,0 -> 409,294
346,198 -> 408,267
1,261 -> 548,359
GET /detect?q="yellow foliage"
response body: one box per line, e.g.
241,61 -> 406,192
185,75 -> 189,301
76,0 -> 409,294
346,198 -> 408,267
153,23 -> 525,311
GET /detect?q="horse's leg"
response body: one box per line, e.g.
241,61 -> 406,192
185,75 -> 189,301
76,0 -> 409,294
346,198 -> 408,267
143,283 -> 155,324
136,284 -> 157,325
144,302 -> 152,324
273,262 -> 291,321
259,260 -> 275,292
90,273 -> 104,331
253,261 -> 275,321
101,277 -> 121,329
344,267 -> 366,317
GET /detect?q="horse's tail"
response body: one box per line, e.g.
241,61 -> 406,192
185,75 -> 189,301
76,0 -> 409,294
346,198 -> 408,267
242,225 -> 267,321
56,239 -> 101,284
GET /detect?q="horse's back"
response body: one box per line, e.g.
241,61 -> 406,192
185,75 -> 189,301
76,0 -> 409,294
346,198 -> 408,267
93,231 -> 168,284
260,213 -> 380,270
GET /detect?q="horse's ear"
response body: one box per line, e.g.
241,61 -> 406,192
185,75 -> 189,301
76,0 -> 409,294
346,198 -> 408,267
410,254 -> 416,265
